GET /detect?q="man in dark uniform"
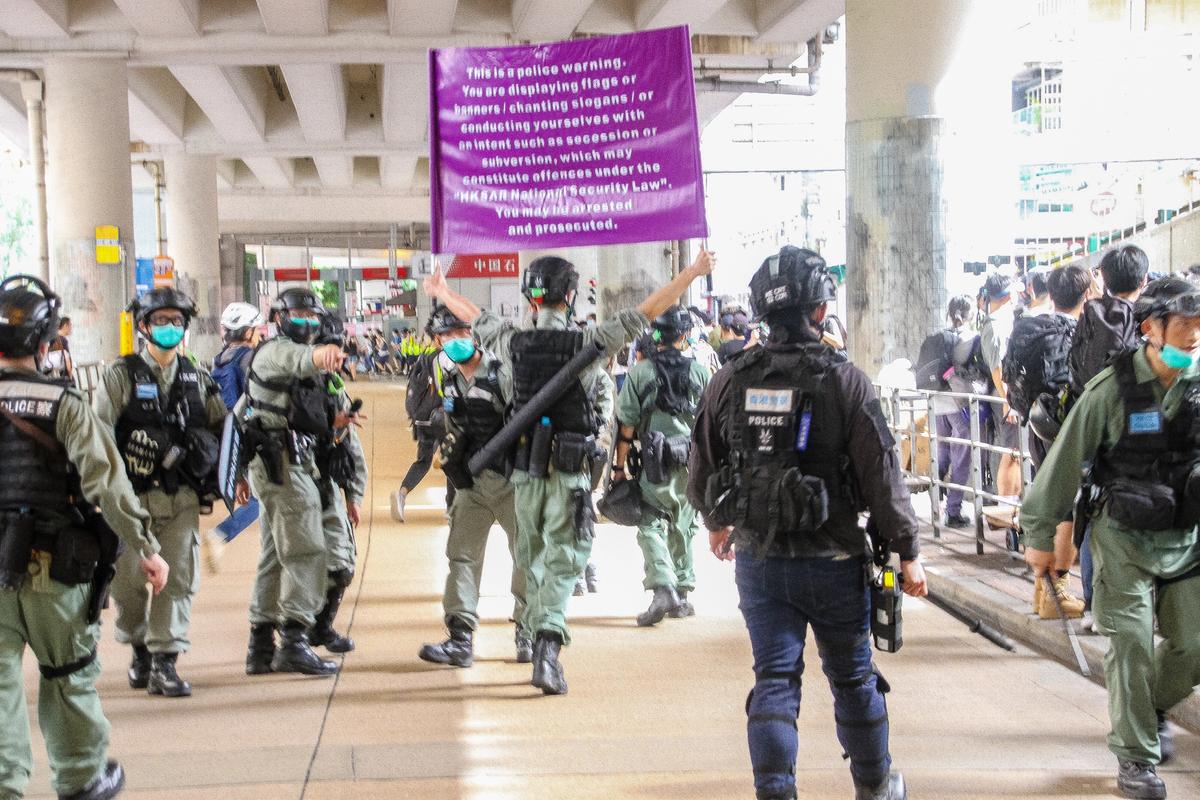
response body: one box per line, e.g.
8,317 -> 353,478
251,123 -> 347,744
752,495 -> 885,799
0,275 -> 169,800
688,246 -> 927,800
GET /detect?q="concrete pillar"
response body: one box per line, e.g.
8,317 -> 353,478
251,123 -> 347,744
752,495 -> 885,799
45,58 -> 134,365
165,153 -> 222,361
219,234 -> 247,309
845,0 -> 1013,374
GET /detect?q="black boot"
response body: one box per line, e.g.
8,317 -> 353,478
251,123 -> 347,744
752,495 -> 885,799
127,644 -> 151,689
636,586 -> 681,627
418,620 -> 474,667
1118,760 -> 1167,800
1157,710 -> 1174,765
584,562 -> 599,593
245,623 -> 277,676
271,620 -> 339,676
58,760 -> 125,800
515,630 -> 533,664
147,652 -> 192,697
669,590 -> 696,618
854,772 -> 907,800
531,631 -> 567,695
310,584 -> 355,653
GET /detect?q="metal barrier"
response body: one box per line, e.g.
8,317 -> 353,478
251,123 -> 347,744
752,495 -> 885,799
874,384 -> 1034,556
73,361 -> 106,404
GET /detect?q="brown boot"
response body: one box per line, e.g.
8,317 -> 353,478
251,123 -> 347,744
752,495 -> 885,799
1037,574 -> 1084,619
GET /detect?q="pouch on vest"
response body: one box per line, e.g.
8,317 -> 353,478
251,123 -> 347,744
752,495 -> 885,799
666,435 -> 691,470
1106,477 -> 1177,531
183,428 -> 220,485
0,512 -> 34,590
48,527 -> 100,586
440,428 -> 474,490
552,432 -> 593,474
1178,463 -> 1200,528
288,381 -> 330,437
772,468 -> 830,534
640,431 -> 669,485
704,466 -> 740,528
572,488 -> 596,543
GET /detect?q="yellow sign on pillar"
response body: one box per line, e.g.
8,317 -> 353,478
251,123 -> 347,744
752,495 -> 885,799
119,311 -> 134,356
95,226 -> 121,265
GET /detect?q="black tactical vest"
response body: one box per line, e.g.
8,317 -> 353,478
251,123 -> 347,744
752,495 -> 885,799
649,347 -> 699,416
247,339 -> 330,437
445,358 -> 507,461
1092,351 -> 1200,528
115,354 -> 208,494
510,329 -> 594,436
0,372 -> 77,515
716,343 -> 860,556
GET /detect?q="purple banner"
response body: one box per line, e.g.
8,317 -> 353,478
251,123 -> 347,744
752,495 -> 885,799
429,26 -> 708,254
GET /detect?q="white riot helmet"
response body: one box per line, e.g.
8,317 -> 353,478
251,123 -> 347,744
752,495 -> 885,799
221,301 -> 265,341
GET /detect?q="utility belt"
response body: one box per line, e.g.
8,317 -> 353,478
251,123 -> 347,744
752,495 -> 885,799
639,432 -> 691,486
0,507 -> 120,623
1098,468 -> 1200,532
242,418 -> 317,486
513,425 -> 605,480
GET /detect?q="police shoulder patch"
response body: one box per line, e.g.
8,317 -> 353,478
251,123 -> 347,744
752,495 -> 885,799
744,387 -> 794,413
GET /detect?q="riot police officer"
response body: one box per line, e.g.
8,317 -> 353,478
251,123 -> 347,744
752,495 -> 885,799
611,305 -> 710,625
94,287 -> 226,699
1022,277 -> 1200,800
417,305 -> 530,668
424,249 -> 714,695
237,288 -> 345,676
687,247 -> 926,800
0,275 -> 169,800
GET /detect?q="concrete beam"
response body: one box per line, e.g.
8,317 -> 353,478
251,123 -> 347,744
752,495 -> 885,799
379,154 -> 418,191
215,159 -> 236,190
755,0 -> 843,43
312,155 -> 354,188
110,0 -> 201,37
512,0 -> 593,41
388,0 -> 459,36
636,0 -> 727,30
218,190 -> 430,228
170,64 -> 267,143
242,156 -> 294,188
127,67 -> 186,144
280,63 -> 346,143
0,0 -> 69,37
0,82 -> 28,154
256,0 -> 328,35
381,63 -> 428,145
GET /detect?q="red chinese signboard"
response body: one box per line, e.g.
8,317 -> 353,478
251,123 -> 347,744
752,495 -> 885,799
273,268 -> 320,281
445,253 -> 519,279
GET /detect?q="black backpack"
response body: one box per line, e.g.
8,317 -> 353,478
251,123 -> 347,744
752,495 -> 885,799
1068,295 -> 1139,397
914,329 -> 959,392
405,352 -> 442,423
1002,314 -> 1076,420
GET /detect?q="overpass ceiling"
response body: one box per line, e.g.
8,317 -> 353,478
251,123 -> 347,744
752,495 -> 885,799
0,0 -> 844,225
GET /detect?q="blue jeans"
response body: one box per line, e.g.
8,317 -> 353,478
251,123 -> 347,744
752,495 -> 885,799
736,554 -> 891,799
1081,524 -> 1093,609
936,409 -> 971,517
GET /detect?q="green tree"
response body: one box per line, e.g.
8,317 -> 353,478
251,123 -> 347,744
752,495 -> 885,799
312,279 -> 340,312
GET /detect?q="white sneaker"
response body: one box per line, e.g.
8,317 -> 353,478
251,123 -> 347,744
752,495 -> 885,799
390,490 -> 407,523
1080,612 -> 1094,633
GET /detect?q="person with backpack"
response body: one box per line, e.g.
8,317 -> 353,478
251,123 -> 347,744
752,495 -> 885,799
916,296 -> 975,528
213,302 -> 265,411
980,273 -> 1024,502
391,327 -> 453,522
1067,244 -> 1150,629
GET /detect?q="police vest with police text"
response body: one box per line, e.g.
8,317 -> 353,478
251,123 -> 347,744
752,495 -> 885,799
510,329 -> 595,436
246,339 -> 330,437
0,372 -> 78,515
720,344 -> 860,555
115,354 -> 208,494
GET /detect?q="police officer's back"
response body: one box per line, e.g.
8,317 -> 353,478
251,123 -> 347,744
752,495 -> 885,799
0,275 -> 168,800
687,247 -> 926,800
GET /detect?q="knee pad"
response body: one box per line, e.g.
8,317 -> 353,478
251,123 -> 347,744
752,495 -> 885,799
746,671 -> 802,727
329,569 -> 354,589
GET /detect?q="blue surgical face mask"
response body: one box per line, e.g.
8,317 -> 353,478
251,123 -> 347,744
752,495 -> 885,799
443,336 -> 476,364
1160,344 -> 1198,370
149,324 -> 184,350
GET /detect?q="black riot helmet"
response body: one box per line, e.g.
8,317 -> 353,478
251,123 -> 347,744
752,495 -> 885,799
317,312 -> 346,347
0,275 -> 61,359
272,287 -> 326,344
131,287 -> 196,326
522,256 -> 579,307
748,246 -> 837,321
651,305 -> 693,343
427,304 -> 471,335
1134,277 -> 1200,326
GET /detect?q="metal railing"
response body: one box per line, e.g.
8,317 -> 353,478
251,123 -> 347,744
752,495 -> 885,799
874,384 -> 1035,556
73,361 -> 106,404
